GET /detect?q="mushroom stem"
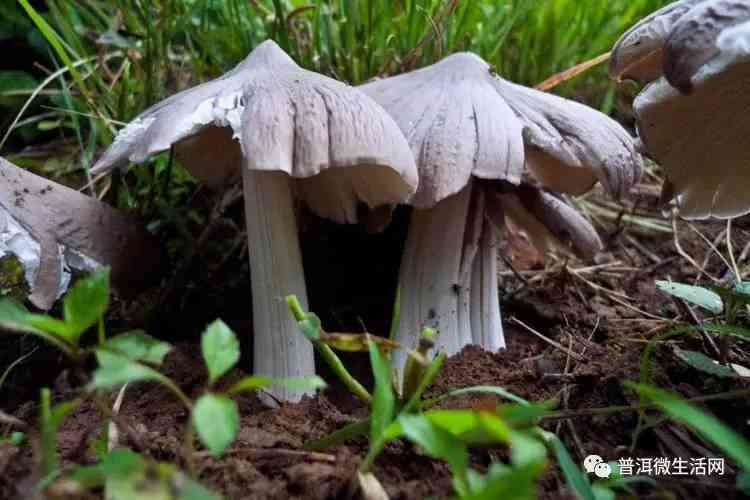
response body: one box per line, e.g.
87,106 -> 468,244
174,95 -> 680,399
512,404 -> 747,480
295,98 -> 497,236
242,169 -> 315,402
394,185 -> 474,372
471,219 -> 505,351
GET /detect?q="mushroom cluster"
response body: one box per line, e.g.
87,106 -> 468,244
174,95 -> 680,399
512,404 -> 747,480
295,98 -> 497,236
93,40 -> 643,400
361,52 -> 642,371
610,0 -> 750,219
91,40 -> 418,401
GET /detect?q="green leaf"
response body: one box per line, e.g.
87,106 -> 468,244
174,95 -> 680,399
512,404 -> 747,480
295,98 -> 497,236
201,320 -> 240,384
102,331 -> 172,365
508,429 -> 547,470
0,301 -> 76,357
398,413 -> 469,477
368,341 -> 395,445
39,388 -> 80,477
545,432 -> 595,500
631,383 -> 750,472
193,394 -> 239,458
92,350 -> 168,389
228,375 -> 327,394
436,385 -> 530,406
655,281 -> 723,314
673,347 -> 736,378
465,462 -> 539,500
63,269 -> 110,343
0,299 -> 29,324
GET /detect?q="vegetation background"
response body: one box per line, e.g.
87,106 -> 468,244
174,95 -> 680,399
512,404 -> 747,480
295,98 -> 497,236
1,0 -> 670,198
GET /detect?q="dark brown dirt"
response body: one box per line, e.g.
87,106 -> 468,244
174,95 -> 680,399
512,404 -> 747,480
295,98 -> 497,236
3,185 -> 750,499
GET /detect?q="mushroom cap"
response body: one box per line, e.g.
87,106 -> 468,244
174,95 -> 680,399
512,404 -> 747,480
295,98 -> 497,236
491,183 -> 603,259
609,0 -> 707,83
360,52 -> 641,208
493,79 -> 643,199
359,53 -> 524,209
610,0 -> 750,90
92,40 -> 417,224
634,21 -> 750,219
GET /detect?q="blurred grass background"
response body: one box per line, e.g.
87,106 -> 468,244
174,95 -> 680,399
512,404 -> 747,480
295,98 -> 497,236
0,0 -> 670,208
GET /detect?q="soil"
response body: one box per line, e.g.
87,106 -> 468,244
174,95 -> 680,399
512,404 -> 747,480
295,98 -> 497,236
2,185 -> 750,499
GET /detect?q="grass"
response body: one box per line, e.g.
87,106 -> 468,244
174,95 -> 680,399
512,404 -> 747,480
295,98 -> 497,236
2,0 -> 669,197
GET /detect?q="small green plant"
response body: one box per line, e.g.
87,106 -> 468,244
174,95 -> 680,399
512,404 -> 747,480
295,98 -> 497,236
287,294 -> 625,499
0,270 -> 325,496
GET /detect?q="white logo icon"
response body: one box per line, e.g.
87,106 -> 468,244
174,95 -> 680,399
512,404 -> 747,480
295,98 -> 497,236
584,455 -> 612,479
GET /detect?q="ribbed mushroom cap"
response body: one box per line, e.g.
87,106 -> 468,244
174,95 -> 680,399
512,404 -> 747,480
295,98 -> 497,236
359,53 -> 524,209
609,0 -> 707,83
663,0 -> 750,92
491,183 -> 603,259
361,52 -> 642,208
92,40 -> 417,224
634,20 -> 750,219
494,79 -> 643,199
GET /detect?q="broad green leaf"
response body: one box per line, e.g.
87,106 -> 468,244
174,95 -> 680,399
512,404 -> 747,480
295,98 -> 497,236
228,375 -> 326,394
398,413 -> 469,477
631,383 -> 750,472
368,340 -> 395,445
0,300 -> 75,356
655,281 -> 722,314
0,298 -> 29,324
545,432 -> 595,500
25,314 -> 75,338
201,320 -> 239,384
673,347 -> 736,378
103,331 -> 172,365
508,429 -> 547,470
465,462 -> 539,500
92,350 -> 167,389
63,269 -> 110,342
193,394 -> 239,458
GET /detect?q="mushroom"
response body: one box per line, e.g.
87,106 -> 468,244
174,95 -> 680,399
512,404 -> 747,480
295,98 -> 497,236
610,0 -> 750,219
0,156 -> 161,309
361,52 -> 641,370
91,40 -> 417,401
610,0 -> 706,84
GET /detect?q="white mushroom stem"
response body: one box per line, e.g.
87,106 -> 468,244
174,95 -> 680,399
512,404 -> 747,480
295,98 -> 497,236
471,219 -> 505,352
394,185 -> 475,372
242,169 -> 315,402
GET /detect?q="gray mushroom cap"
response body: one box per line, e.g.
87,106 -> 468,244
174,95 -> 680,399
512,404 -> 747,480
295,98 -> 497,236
610,0 -> 750,91
492,183 -> 603,260
360,52 -> 642,208
609,0 -> 707,83
92,40 -> 417,224
359,53 -> 524,209
494,79 -> 643,199
634,20 -> 750,219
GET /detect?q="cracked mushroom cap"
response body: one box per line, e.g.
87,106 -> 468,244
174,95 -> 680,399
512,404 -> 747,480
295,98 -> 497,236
92,40 -> 417,224
360,52 -> 642,208
610,0 -> 750,91
634,20 -> 750,219
490,183 -> 603,260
